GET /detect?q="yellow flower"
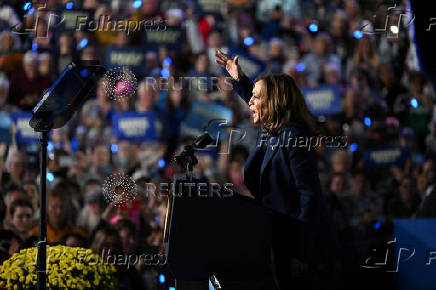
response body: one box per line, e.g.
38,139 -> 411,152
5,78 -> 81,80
1,245 -> 118,288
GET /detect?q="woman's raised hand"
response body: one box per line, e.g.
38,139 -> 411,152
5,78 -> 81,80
215,49 -> 243,81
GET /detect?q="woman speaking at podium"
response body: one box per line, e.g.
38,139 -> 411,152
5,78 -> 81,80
215,50 -> 338,290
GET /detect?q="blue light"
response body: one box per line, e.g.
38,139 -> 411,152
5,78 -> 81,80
169,287 -> 175,290
155,216 -> 160,222
71,138 -> 78,152
296,63 -> 306,72
133,0 -> 142,8
28,7 -> 34,14
32,43 -> 38,51
159,274 -> 165,284
79,38 -> 88,49
111,144 -> 118,153
66,2 -> 74,9
80,69 -> 89,77
158,158 -> 166,168
47,172 -> 54,182
308,23 -> 318,32
364,117 -> 372,127
410,98 -> 418,109
244,36 -> 254,46
23,2 -> 32,11
160,68 -> 170,78
353,30 -> 363,39
373,222 -> 381,230
47,141 -> 54,152
350,143 -> 358,152
163,56 -> 172,66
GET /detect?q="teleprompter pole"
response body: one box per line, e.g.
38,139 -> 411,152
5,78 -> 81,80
37,131 -> 49,290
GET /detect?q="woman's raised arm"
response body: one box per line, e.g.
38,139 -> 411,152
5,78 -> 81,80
215,49 -> 253,104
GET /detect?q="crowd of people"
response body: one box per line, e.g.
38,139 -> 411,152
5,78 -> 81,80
0,0 -> 435,289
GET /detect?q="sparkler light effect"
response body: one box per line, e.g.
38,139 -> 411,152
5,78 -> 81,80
102,66 -> 137,102
102,172 -> 137,206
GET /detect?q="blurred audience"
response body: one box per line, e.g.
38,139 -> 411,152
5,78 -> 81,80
0,1 -> 435,289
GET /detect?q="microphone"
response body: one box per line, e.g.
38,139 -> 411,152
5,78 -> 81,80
173,132 -> 214,176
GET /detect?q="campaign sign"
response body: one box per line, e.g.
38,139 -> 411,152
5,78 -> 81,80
363,146 -> 410,168
227,48 -> 266,81
58,9 -> 93,31
300,85 -> 342,116
112,111 -> 157,141
181,100 -> 232,142
0,111 -> 11,144
192,0 -> 223,17
105,46 -> 146,76
143,26 -> 183,51
10,112 -> 40,144
393,219 -> 436,290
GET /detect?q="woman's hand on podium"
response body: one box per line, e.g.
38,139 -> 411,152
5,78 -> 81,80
215,49 -> 244,81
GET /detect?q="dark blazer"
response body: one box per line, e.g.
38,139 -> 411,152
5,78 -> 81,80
232,75 -> 338,264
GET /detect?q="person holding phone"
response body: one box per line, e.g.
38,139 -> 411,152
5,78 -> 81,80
215,50 -> 338,290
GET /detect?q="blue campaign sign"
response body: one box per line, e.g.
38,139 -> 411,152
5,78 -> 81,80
57,9 -> 93,31
363,146 -> 410,168
142,26 -> 184,51
105,46 -> 147,76
181,100 -> 232,142
227,48 -> 266,81
192,0 -> 223,17
10,112 -> 40,144
394,219 -> 436,290
0,111 -> 11,144
112,111 -> 157,141
300,85 -> 342,116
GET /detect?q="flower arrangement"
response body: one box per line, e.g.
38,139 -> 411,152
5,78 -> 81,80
0,245 -> 118,289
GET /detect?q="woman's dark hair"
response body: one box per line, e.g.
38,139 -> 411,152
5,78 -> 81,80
90,227 -> 122,255
166,77 -> 188,115
9,198 -> 33,216
255,73 -> 316,135
114,219 -> 137,237
61,232 -> 87,247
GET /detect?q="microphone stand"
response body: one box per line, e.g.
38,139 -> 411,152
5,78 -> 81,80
36,130 -> 49,290
173,132 -> 213,182
29,61 -> 105,290
174,144 -> 198,182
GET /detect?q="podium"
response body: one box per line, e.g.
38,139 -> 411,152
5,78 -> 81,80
164,175 -> 273,289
